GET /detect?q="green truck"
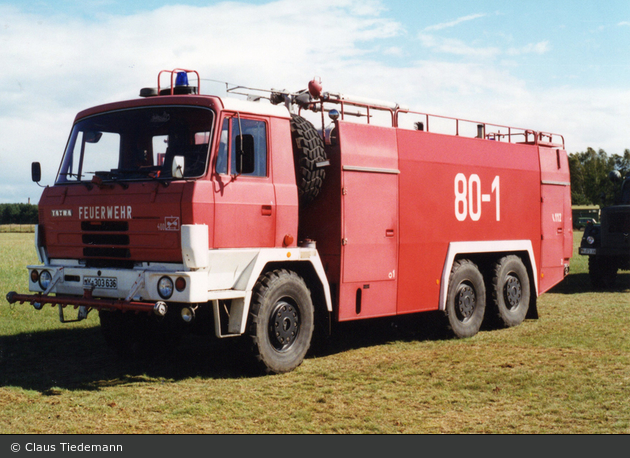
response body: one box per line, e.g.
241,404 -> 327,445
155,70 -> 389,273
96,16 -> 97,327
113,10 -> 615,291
579,171 -> 630,288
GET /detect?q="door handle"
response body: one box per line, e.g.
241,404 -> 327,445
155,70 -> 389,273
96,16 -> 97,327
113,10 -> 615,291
261,205 -> 272,216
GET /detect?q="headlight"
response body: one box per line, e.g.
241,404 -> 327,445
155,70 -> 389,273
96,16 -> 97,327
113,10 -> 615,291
39,270 -> 52,290
587,236 -> 595,245
157,276 -> 174,299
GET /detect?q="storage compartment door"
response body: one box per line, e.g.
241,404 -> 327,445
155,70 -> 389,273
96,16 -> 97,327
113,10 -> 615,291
339,170 -> 398,320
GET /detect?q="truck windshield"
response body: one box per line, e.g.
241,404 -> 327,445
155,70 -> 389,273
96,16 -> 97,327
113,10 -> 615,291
56,106 -> 214,184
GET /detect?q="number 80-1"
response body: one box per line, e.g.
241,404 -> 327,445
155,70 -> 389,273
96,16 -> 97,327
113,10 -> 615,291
454,173 -> 500,222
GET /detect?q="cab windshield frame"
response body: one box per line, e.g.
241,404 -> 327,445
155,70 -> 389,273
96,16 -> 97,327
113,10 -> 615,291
56,105 -> 215,184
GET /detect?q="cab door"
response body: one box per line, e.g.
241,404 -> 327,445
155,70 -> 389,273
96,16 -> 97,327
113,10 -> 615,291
213,115 -> 276,248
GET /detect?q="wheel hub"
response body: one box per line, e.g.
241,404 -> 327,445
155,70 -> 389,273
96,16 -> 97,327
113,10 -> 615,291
504,274 -> 522,310
456,283 -> 476,321
269,300 -> 300,351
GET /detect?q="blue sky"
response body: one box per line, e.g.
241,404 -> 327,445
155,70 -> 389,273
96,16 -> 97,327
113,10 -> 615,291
1,0 -> 629,203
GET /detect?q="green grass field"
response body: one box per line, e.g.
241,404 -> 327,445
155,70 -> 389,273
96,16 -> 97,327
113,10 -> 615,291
0,232 -> 628,434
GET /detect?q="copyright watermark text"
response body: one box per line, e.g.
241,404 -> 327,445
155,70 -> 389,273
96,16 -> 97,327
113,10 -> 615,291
10,442 -> 123,452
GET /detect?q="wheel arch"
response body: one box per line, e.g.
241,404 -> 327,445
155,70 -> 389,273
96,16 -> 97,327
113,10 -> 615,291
439,240 -> 539,313
234,249 -> 332,334
259,261 -> 332,320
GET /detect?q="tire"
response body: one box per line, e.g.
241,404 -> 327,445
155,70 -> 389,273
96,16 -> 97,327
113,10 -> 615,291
248,269 -> 314,374
99,309 -> 182,359
445,259 -> 486,338
290,114 -> 327,206
491,255 -> 530,328
589,256 -> 618,289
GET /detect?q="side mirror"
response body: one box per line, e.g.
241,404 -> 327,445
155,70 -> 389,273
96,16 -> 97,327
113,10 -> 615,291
84,131 -> 103,144
235,134 -> 255,175
32,162 -> 41,183
172,155 -> 185,179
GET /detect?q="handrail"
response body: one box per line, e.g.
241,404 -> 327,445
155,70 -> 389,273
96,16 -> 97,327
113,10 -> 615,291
304,94 -> 397,127
157,68 -> 200,95
197,73 -> 565,149
395,109 -> 565,148
302,96 -> 565,149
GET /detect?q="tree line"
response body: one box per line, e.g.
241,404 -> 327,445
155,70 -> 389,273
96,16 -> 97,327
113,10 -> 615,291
0,203 -> 38,225
569,148 -> 630,206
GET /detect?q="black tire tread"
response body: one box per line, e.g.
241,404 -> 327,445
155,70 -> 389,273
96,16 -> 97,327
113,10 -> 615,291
248,269 -> 314,374
588,255 -> 618,289
290,115 -> 326,206
445,259 -> 486,339
491,255 -> 530,328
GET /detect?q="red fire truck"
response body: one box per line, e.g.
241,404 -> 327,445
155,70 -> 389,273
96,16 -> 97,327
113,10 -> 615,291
6,69 -> 573,374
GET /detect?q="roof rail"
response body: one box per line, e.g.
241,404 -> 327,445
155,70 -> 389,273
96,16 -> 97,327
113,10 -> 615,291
200,74 -> 566,149
302,96 -> 565,148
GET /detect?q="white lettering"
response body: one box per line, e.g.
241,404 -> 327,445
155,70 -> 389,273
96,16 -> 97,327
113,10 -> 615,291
454,174 -> 501,222
26,443 -> 56,452
77,205 -> 134,220
60,443 -> 122,452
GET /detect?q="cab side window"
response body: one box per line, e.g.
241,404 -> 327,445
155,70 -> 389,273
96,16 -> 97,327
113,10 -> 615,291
215,116 -> 267,177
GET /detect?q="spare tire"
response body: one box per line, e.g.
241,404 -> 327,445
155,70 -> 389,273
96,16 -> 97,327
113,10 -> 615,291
290,114 -> 327,206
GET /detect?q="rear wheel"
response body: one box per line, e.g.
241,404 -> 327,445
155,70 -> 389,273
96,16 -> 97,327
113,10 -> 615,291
445,260 -> 486,338
491,255 -> 530,327
248,269 -> 314,374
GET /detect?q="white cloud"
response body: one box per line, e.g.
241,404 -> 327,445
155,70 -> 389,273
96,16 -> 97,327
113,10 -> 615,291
0,1 -> 627,204
424,13 -> 486,32
507,41 -> 550,55
418,33 -> 500,58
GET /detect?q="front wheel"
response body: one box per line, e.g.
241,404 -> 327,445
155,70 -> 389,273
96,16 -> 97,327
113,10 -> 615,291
589,255 -> 618,289
445,259 -> 486,338
248,269 -> 314,374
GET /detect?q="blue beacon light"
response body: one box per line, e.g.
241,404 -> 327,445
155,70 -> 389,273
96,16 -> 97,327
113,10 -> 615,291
175,72 -> 189,87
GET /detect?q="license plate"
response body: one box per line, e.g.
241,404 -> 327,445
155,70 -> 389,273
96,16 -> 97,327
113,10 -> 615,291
83,276 -> 117,289
579,248 -> 596,255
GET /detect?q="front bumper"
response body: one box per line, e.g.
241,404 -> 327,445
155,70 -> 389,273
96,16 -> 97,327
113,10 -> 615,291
579,246 -> 630,257
6,262 -> 210,317
24,263 -> 209,303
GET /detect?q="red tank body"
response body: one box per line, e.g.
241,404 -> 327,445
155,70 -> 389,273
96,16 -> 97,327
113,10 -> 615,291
300,119 -> 572,322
